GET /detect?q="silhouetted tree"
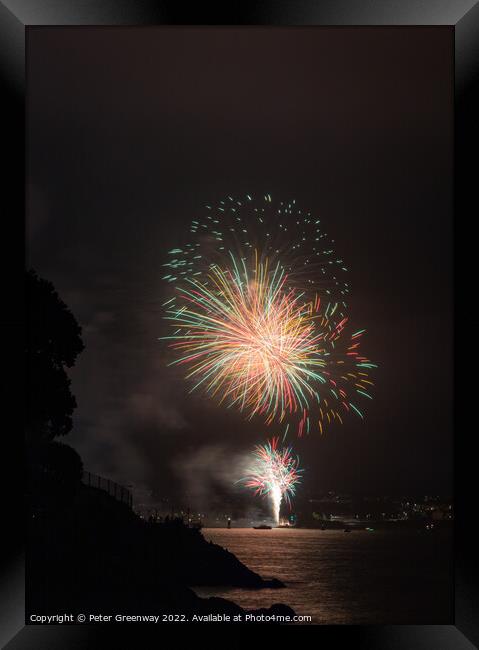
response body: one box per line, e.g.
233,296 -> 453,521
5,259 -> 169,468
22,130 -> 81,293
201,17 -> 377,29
26,269 -> 84,443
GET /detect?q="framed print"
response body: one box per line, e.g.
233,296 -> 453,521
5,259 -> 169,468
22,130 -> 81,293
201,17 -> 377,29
2,1 -> 477,648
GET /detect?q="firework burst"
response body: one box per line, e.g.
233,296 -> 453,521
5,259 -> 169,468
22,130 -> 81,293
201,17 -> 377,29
162,250 -> 376,435
240,437 -> 303,525
164,253 -> 328,423
161,194 -> 377,435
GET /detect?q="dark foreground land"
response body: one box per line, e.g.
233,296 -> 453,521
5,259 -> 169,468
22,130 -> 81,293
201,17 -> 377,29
28,460 -> 292,621
26,272 -> 293,622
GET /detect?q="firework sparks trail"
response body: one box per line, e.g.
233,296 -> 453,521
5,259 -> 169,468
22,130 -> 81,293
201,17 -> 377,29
240,437 -> 303,525
160,194 -> 377,434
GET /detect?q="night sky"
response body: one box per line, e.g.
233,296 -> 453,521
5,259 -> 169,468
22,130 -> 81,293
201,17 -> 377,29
27,27 -> 453,508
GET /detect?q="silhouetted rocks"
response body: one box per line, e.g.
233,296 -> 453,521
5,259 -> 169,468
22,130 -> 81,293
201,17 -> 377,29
248,603 -> 297,619
261,578 -> 284,589
194,597 -> 296,621
162,526 -> 285,589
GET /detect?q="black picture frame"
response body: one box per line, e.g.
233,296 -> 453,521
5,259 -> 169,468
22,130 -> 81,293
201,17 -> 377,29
2,1 -> 477,648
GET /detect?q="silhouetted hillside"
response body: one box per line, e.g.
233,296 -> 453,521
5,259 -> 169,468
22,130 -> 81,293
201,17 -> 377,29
28,481 -> 290,618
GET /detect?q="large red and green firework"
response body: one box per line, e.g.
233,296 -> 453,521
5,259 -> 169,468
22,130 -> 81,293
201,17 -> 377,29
161,194 -> 377,436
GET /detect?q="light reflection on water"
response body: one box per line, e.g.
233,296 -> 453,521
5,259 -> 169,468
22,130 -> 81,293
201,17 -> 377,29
193,527 -> 452,624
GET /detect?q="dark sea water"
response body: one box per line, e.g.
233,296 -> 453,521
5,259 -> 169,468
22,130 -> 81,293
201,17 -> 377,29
194,527 -> 453,624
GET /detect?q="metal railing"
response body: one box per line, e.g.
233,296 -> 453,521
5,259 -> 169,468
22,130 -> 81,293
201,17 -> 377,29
81,471 -> 133,509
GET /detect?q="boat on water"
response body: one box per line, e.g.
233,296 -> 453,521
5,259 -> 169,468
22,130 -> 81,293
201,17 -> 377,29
253,525 -> 272,530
